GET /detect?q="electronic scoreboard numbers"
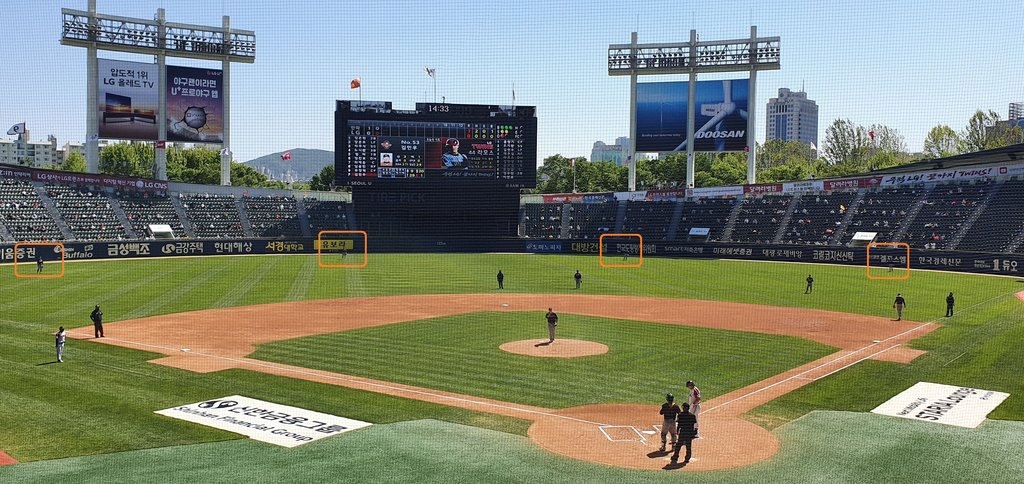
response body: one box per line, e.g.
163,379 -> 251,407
335,101 -> 537,188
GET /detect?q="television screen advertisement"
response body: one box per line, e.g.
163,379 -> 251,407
166,65 -> 224,143
97,58 -> 159,141
635,79 -> 750,153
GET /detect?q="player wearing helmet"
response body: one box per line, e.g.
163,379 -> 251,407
442,138 -> 468,168
658,393 -> 681,451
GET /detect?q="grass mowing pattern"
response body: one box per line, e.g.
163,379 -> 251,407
2,253 -> 1023,467
3,413 -> 1024,483
251,311 -> 834,408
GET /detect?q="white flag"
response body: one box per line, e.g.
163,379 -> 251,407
7,123 -> 26,136
220,147 -> 232,156
424,67 -> 436,78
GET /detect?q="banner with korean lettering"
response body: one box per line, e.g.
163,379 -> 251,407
156,395 -> 372,447
166,65 -> 224,143
98,58 -> 159,141
879,164 -> 1024,187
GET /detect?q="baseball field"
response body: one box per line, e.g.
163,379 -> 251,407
2,253 -> 1023,482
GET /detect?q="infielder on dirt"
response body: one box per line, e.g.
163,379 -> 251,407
659,393 -> 682,451
686,380 -> 702,437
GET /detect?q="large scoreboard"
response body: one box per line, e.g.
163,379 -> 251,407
335,101 -> 537,188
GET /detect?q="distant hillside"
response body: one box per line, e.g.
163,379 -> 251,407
243,148 -> 333,181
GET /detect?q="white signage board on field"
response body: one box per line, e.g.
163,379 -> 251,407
156,395 -> 372,447
871,382 -> 1009,429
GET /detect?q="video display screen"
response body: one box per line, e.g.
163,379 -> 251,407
336,102 -> 537,188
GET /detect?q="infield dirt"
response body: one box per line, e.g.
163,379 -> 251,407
72,294 -> 935,471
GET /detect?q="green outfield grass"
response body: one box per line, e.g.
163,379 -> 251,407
251,311 -> 833,408
2,253 -> 1022,478
3,412 -> 1023,484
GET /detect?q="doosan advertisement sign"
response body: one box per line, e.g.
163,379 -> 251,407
635,79 -> 750,153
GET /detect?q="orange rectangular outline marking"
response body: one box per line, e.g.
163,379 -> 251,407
13,242 -> 65,278
317,230 -> 367,268
866,242 -> 910,280
599,233 -> 643,268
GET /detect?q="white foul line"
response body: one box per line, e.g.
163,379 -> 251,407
703,322 -> 932,414
70,331 -> 611,428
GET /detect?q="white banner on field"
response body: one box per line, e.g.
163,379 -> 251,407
871,382 -> 1009,428
156,395 -> 372,447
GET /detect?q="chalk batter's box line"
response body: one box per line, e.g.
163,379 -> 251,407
13,241 -> 65,278
598,233 -> 644,268
598,425 -> 647,443
317,230 -> 367,268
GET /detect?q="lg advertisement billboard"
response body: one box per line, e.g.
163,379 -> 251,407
97,58 -> 159,141
166,65 -> 224,143
635,79 -> 749,153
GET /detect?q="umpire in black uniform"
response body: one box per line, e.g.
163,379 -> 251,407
671,402 -> 698,465
91,304 -> 104,338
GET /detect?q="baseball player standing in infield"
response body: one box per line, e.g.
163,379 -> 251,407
658,393 -> 681,451
686,380 -> 702,437
544,308 -> 558,343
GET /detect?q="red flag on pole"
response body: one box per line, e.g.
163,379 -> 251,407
280,151 -> 292,161
350,78 -> 361,89
869,130 -> 876,140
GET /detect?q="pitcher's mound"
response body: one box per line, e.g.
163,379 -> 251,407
500,339 -> 609,358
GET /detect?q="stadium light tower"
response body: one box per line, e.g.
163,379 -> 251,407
60,0 -> 255,185
609,27 -> 780,189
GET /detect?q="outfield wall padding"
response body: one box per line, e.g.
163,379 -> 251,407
1,238 -> 1021,277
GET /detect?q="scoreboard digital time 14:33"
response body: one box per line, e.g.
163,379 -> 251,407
335,101 -> 537,188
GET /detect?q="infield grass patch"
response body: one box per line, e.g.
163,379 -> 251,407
250,311 -> 834,408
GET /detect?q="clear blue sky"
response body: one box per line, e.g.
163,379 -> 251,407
1,0 -> 1021,163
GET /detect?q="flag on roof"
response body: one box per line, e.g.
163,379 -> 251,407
424,67 -> 436,78
280,151 -> 292,161
7,122 -> 26,136
350,78 -> 361,89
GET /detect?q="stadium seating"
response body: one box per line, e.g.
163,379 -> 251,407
729,195 -> 793,244
47,184 -> 128,241
621,201 -> 676,241
567,202 -> 618,239
118,190 -> 187,239
957,178 -> 1024,253
901,180 -> 988,250
521,203 -> 563,239
244,195 -> 302,238
841,186 -> 923,245
0,179 -> 63,241
179,193 -> 245,239
304,198 -> 351,234
678,198 -> 736,241
780,192 -> 857,245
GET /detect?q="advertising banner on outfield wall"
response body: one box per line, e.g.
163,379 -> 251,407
156,395 -> 372,447
636,79 -> 750,153
98,58 -> 159,141
871,382 -> 1010,428
4,238 -> 1024,277
166,65 -> 224,143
